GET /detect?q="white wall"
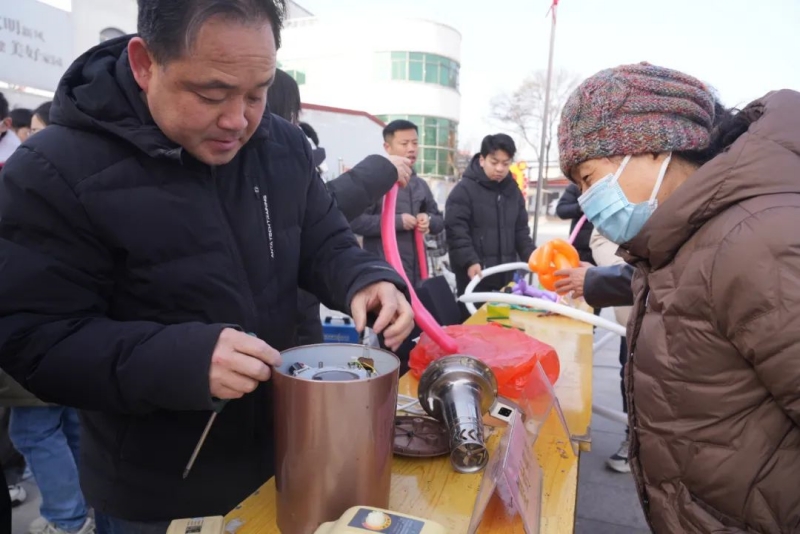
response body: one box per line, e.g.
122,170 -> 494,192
71,0 -> 137,58
281,16 -> 462,122
300,106 -> 385,179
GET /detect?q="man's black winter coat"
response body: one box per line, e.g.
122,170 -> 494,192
0,38 -> 405,521
556,183 -> 595,265
445,155 -> 536,297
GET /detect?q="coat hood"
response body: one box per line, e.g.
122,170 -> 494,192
462,153 -> 515,190
50,35 -> 269,161
624,89 -> 800,269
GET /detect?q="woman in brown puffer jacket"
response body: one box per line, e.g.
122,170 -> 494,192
558,62 -> 800,533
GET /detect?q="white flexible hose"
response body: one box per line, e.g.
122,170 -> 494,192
463,262 -> 531,314
459,292 -> 627,337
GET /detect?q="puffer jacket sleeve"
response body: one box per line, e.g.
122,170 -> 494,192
325,155 -> 398,222
445,183 -> 479,270
0,147 -> 224,414
297,140 -> 408,313
556,184 -> 582,220
583,264 -> 634,308
711,206 -> 800,425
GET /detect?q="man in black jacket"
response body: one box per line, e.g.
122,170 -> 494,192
0,1 -> 414,530
445,134 -> 536,318
351,120 -> 444,290
556,183 -> 595,265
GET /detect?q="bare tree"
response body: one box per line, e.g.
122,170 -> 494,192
490,69 -> 581,164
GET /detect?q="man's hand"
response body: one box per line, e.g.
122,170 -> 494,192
401,213 -> 418,231
388,155 -> 412,188
209,328 -> 282,400
468,263 -> 482,280
416,213 -> 430,234
351,282 -> 414,351
553,266 -> 591,298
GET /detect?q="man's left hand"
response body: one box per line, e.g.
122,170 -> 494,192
351,282 -> 415,350
553,266 -> 590,298
416,213 -> 430,234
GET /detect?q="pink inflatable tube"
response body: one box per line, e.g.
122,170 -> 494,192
382,185 -> 458,353
414,230 -> 429,281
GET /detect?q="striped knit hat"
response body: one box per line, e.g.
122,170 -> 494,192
558,62 -> 716,177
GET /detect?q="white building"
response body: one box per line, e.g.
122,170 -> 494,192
279,13 -> 462,181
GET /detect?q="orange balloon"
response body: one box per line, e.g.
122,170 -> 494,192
527,239 -> 581,291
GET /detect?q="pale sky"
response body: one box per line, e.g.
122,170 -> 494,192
38,0 -> 800,158
301,0 -> 800,155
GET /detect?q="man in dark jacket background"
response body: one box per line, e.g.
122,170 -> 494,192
556,183 -> 595,264
0,0 -> 414,531
445,134 -> 536,319
351,120 -> 444,290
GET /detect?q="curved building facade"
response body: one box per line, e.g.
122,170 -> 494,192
280,15 -> 462,179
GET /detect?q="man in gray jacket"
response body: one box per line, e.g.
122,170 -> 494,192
351,120 -> 444,289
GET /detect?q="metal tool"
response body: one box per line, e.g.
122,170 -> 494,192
182,331 -> 257,479
182,398 -> 227,479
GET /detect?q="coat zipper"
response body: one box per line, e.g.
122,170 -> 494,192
496,193 -> 503,260
253,185 -> 275,259
210,167 -> 260,330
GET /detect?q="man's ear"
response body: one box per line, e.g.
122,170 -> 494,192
383,141 -> 391,154
0,117 -> 11,132
127,37 -> 156,93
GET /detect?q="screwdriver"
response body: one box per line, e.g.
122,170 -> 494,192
182,331 -> 259,479
182,398 -> 227,479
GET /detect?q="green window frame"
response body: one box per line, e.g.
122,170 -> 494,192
375,51 -> 460,90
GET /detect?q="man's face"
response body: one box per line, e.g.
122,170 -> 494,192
14,126 -> 31,142
128,17 -> 276,166
480,149 -> 513,182
384,129 -> 418,165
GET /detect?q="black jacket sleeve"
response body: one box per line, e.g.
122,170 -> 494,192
583,264 -> 635,308
325,155 -> 398,222
0,147 -> 225,415
514,190 -> 536,261
297,142 -> 407,313
444,184 -> 480,270
556,184 -> 583,220
419,180 -> 444,235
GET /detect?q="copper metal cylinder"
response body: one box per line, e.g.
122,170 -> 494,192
273,344 -> 400,534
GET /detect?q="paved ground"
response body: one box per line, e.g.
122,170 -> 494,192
11,218 -> 649,533
574,316 -> 650,533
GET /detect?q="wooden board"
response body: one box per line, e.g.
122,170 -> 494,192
225,308 -> 593,533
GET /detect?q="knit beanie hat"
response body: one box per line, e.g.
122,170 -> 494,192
558,62 -> 716,177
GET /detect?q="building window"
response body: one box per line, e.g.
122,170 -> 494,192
284,69 -> 306,85
375,115 -> 458,178
378,52 -> 460,90
99,27 -> 125,43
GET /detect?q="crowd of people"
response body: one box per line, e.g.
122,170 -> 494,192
0,0 -> 798,533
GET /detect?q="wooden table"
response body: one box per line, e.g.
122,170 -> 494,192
225,307 -> 594,533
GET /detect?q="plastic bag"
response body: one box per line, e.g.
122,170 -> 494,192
409,323 -> 560,399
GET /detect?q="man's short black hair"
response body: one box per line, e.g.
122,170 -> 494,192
383,119 -> 418,142
480,134 -> 516,159
33,102 -> 53,127
137,0 -> 286,63
0,92 -> 9,120
9,109 -> 32,129
299,122 -> 318,147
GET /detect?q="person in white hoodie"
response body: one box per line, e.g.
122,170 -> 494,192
0,93 -> 21,165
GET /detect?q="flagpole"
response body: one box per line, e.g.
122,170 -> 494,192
532,0 -> 558,244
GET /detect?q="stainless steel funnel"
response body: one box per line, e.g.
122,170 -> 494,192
273,344 -> 400,534
418,355 -> 498,474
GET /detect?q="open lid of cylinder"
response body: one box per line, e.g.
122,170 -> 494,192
276,344 -> 400,382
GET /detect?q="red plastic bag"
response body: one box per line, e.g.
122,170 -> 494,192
409,323 -> 560,399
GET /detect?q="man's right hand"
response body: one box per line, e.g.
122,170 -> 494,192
209,328 -> 282,400
468,263 -> 482,280
401,213 -> 418,230
388,156 -> 412,188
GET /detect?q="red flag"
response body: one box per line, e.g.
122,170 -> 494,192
547,0 -> 559,23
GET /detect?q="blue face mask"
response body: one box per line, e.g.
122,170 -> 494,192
578,153 -> 672,244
